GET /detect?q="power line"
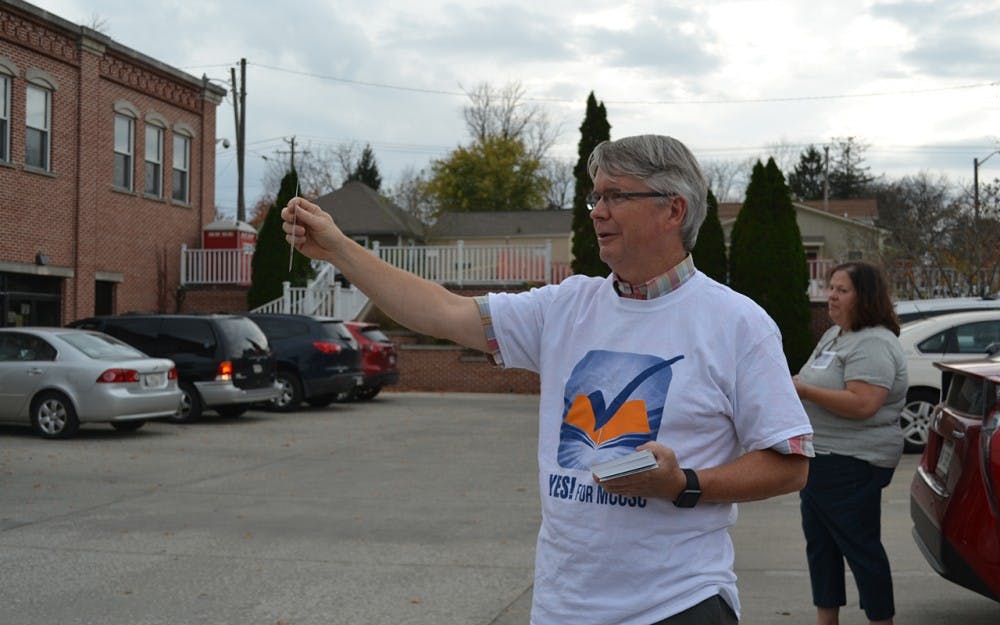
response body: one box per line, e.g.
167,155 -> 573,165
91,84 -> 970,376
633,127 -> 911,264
249,61 -> 999,105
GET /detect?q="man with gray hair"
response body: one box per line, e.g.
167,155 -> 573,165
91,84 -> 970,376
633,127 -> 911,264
283,134 -> 813,625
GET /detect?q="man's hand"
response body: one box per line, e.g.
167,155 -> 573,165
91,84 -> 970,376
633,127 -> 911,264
282,197 -> 345,263
594,441 -> 687,500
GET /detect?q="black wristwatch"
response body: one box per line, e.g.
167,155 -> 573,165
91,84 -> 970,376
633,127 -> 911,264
672,468 -> 701,508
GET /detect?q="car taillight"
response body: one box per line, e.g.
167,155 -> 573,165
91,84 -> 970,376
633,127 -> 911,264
313,341 -> 343,354
97,369 -> 139,383
215,360 -> 233,381
168,368 -> 178,380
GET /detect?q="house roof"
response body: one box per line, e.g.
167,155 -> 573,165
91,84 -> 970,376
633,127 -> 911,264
428,210 -> 574,239
314,181 -> 425,239
717,198 -> 879,223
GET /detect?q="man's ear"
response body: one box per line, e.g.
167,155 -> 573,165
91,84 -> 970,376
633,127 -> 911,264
667,195 -> 687,226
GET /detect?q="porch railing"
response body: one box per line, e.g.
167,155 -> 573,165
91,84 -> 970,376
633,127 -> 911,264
180,244 -> 253,286
372,240 -> 558,286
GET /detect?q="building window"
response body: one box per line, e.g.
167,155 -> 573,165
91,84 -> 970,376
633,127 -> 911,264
172,133 -> 190,203
144,125 -> 163,197
114,114 -> 134,189
25,84 -> 51,170
0,73 -> 9,162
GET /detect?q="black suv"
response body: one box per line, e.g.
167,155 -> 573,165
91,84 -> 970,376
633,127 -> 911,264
69,314 -> 279,421
244,313 -> 363,411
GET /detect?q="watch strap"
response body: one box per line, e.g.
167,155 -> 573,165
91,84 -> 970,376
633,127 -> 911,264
672,468 -> 701,508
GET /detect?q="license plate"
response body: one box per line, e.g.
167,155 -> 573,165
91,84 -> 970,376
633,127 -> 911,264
935,439 -> 955,480
253,364 -> 263,374
143,372 -> 165,388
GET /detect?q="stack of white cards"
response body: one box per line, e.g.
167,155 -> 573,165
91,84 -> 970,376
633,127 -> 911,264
591,449 -> 658,480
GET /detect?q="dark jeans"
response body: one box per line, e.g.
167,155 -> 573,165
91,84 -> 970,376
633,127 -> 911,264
650,595 -> 738,625
800,453 -> 896,621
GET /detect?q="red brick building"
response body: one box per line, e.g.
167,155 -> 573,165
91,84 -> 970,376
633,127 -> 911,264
0,0 -> 225,327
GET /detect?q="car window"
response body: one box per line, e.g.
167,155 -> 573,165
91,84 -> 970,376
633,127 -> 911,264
944,374 -> 986,417
360,327 -> 390,343
917,330 -> 952,354
104,317 -> 161,352
0,333 -> 57,361
319,321 -> 353,342
954,320 -> 1000,354
216,317 -> 270,357
58,331 -> 147,359
159,318 -> 217,357
253,317 -> 307,340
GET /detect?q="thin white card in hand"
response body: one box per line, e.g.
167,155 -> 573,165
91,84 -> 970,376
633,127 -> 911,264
288,181 -> 299,272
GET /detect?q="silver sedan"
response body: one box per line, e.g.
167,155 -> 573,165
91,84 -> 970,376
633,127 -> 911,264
0,327 -> 182,439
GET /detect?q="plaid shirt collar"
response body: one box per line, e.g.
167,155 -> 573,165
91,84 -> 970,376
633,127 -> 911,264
613,254 -> 697,300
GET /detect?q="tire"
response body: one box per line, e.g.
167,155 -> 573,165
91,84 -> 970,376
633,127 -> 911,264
170,382 -> 203,422
901,388 -> 939,454
352,385 -> 381,401
270,371 -> 303,412
306,394 -> 335,408
216,404 -> 249,418
110,420 -> 146,432
30,391 -> 80,439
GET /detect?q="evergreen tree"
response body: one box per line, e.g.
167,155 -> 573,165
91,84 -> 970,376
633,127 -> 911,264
828,136 -> 874,199
691,189 -> 727,283
787,145 -> 826,200
247,169 -> 315,309
728,158 -> 813,371
571,92 -> 612,276
346,144 -> 383,191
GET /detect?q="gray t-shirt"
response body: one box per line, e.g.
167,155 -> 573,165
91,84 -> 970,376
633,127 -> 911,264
797,324 -> 908,468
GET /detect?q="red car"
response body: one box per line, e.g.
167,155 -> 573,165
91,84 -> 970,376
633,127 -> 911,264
344,322 -> 399,400
910,348 -> 1000,602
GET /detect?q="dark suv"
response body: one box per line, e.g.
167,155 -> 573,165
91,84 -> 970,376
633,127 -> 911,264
69,314 -> 279,421
244,313 -> 363,411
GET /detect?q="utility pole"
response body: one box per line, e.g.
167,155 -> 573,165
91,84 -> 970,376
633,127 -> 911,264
972,151 -> 999,297
230,58 -> 247,222
823,145 -> 830,211
277,135 -> 309,172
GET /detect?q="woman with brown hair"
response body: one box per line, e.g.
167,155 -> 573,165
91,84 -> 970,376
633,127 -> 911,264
793,261 -> 908,625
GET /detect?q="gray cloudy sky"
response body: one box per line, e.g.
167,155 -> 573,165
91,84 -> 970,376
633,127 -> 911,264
28,0 -> 1000,216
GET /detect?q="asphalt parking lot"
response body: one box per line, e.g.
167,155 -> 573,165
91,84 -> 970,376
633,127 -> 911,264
1,392 -> 998,625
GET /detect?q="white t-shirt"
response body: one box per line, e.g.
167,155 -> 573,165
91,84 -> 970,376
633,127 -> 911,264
488,272 -> 813,625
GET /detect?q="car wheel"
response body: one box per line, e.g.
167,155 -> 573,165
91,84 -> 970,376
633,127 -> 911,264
30,391 -> 80,439
110,420 -> 146,432
270,371 -> 303,412
353,385 -> 381,401
170,383 -> 203,422
216,404 -> 249,418
306,394 -> 335,408
901,388 -> 939,454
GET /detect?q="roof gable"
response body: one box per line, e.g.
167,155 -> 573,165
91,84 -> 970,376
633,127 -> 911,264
314,181 -> 425,239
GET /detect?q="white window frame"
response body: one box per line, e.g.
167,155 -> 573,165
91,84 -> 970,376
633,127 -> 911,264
114,113 -> 135,190
0,73 -> 10,163
172,133 -> 190,203
25,84 -> 51,171
144,124 -> 163,197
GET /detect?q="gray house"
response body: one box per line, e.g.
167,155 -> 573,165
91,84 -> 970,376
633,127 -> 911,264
313,181 -> 425,248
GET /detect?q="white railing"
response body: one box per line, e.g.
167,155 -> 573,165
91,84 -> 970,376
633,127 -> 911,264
807,258 -> 838,300
180,245 -> 253,286
251,279 -> 369,320
372,240 -> 555,286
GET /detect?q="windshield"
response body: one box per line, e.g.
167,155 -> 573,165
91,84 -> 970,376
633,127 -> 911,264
59,331 -> 148,359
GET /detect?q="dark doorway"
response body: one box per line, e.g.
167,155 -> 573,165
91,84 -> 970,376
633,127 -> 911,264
0,272 -> 63,327
95,280 -> 115,316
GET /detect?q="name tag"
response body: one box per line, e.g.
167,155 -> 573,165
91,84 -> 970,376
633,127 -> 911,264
811,351 -> 836,370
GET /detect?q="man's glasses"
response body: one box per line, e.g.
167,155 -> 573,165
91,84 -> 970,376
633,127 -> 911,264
586,190 -> 674,211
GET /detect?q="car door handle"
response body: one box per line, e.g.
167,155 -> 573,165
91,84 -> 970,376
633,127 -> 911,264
27,367 -> 44,375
